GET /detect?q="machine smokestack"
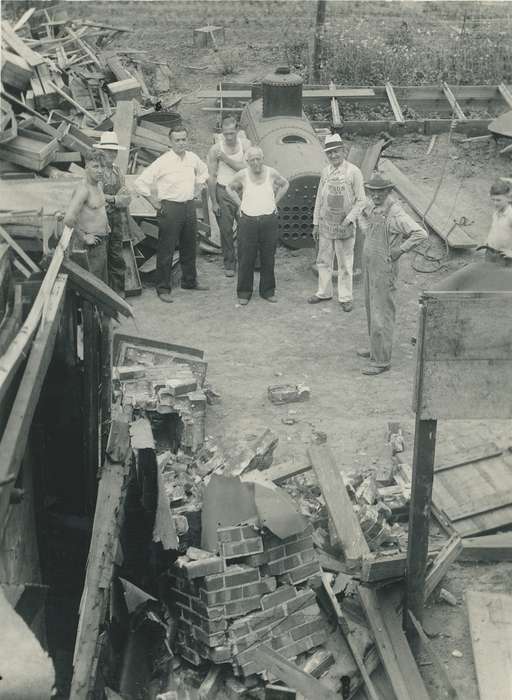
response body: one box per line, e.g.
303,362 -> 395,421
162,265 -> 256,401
262,67 -> 303,119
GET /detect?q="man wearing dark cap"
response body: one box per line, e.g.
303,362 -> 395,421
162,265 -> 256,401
308,133 -> 366,311
358,174 -> 427,375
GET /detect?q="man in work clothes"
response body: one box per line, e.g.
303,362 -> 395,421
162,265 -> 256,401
358,174 -> 427,376
226,146 -> 289,305
64,149 -> 110,283
94,131 -> 131,296
308,133 -> 366,312
207,116 -> 251,277
135,125 -> 209,303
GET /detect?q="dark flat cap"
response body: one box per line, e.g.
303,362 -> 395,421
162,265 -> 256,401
365,174 -> 394,190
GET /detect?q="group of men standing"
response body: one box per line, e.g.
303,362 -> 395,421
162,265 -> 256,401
65,117 -> 433,376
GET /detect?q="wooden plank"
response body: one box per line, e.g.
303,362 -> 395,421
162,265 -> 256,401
0,225 -> 40,273
379,159 -> 476,249
360,552 -> 407,583
241,460 -> 312,485
1,20 -> 45,67
13,7 -> 36,31
47,80 -> 102,125
122,240 -> 142,296
0,275 -> 67,527
199,88 -> 376,99
321,573 -> 380,700
385,82 -> 404,122
329,81 -> 341,127
0,225 -> 73,408
252,645 -> 338,700
61,259 -> 134,319
408,612 -> 458,698
308,445 -> 369,565
424,534 -> 462,601
445,490 -> 512,522
498,83 -> 512,109
467,590 -> 512,700
460,533 -> 512,562
358,586 -> 431,700
442,82 -> 467,120
113,100 -> 135,175
435,442 -> 503,473
70,410 -> 132,699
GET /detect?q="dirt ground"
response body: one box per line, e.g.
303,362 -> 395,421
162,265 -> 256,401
67,2 -> 512,697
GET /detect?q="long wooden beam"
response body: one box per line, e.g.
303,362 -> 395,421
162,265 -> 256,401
385,82 -> 405,122
62,259 -> 134,319
498,82 -> 512,109
0,274 -> 67,527
0,225 -> 73,408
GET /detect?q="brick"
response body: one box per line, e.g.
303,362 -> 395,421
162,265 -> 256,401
176,555 -> 225,579
177,642 -> 203,666
189,598 -> 224,620
261,585 -> 298,610
285,536 -> 315,556
279,560 -> 321,585
202,564 -> 260,592
242,551 -> 270,567
217,524 -> 260,544
204,644 -> 232,664
265,554 -> 302,576
224,595 -> 262,618
179,618 -> 227,648
221,538 -> 264,560
266,544 -> 286,562
283,589 -> 316,614
290,617 -> 326,642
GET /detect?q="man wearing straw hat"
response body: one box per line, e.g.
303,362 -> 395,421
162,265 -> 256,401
357,173 -> 427,376
94,131 -> 131,296
308,133 -> 366,311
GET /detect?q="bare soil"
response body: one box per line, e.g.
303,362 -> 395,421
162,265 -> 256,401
67,2 -> 512,697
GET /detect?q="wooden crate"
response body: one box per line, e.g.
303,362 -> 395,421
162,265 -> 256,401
121,240 -> 142,297
108,78 -> 141,103
0,127 -> 59,171
1,50 -> 32,91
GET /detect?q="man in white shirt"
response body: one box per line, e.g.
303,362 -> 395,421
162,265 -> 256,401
207,117 -> 250,277
134,125 -> 209,303
308,133 -> 366,312
486,180 -> 512,258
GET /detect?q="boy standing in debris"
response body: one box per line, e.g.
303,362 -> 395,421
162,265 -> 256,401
134,125 -> 209,303
357,174 -> 427,376
63,149 -> 110,284
94,132 -> 131,296
207,116 -> 251,277
226,146 -> 289,305
308,133 -> 366,312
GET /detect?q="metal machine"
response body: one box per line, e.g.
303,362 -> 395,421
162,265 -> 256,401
240,67 -> 326,248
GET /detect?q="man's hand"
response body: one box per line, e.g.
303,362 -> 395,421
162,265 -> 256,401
84,234 -> 100,246
389,247 -> 404,261
116,193 -> 131,208
211,202 -> 220,216
218,151 -> 229,164
312,225 -> 319,241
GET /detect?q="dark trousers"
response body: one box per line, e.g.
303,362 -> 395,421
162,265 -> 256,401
156,200 -> 197,292
237,212 -> 278,299
107,211 -> 126,295
216,184 -> 238,270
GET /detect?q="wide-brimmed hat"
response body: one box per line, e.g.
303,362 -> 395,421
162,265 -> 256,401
93,132 -> 126,151
324,133 -> 344,152
365,173 -> 394,190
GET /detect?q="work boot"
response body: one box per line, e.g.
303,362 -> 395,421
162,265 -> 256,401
308,295 -> 332,304
263,296 -> 277,303
340,301 -> 353,312
362,365 -> 390,376
157,290 -> 173,303
224,269 -> 235,278
356,349 -> 371,358
182,284 -> 209,291
238,298 -> 249,306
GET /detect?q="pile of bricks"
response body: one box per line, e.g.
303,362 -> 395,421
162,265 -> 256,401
168,523 -> 325,676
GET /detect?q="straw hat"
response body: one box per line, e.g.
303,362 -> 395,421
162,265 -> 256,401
94,132 -> 126,151
365,173 -> 394,190
324,133 -> 344,152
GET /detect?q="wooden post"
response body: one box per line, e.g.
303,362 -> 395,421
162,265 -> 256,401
311,0 -> 327,84
100,314 -> 112,464
82,300 -> 100,513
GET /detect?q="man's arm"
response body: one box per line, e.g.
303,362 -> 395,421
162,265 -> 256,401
218,149 -> 247,172
312,171 -> 326,240
271,169 -> 289,206
345,166 -> 367,225
134,158 -> 161,210
225,172 -> 244,209
207,145 -> 220,214
63,185 -> 92,244
390,207 -> 428,260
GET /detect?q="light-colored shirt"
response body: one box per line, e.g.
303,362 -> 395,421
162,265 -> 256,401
360,195 -> 428,253
487,205 -> 512,252
240,167 -> 276,216
313,160 -> 366,236
134,149 -> 208,203
207,136 -> 249,186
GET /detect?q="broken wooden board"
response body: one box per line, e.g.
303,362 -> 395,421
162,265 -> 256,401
408,611 -> 458,699
379,159 -> 476,248
121,240 -> 142,296
424,534 -> 462,601
62,259 -> 134,319
308,445 -> 369,566
467,590 -> 512,700
460,533 -> 512,562
360,552 -> 407,584
113,100 -> 135,175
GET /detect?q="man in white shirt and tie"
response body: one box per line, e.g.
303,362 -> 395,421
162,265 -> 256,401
135,125 -> 209,303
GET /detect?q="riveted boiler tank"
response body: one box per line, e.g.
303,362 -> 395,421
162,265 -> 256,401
240,67 -> 326,248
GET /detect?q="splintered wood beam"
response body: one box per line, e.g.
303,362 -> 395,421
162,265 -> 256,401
113,100 -> 136,174
12,7 -> 36,32
1,20 -> 45,67
408,611 -> 458,698
329,81 -> 341,126
424,534 -> 463,601
385,82 -> 405,123
47,80 -> 101,125
442,82 -> 467,120
0,225 -> 73,408
498,83 -> 512,109
61,259 -> 134,319
0,274 -> 67,527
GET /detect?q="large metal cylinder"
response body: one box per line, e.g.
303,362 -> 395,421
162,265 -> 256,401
262,68 -> 303,119
241,98 -> 326,248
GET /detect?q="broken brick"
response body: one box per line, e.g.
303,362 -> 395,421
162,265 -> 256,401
221,537 -> 264,560
260,585 -> 297,610
175,555 -> 225,579
217,524 -> 260,544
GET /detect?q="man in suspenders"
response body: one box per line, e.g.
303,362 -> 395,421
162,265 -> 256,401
207,117 -> 251,277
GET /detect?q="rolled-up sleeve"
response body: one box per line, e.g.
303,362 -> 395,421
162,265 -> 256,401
396,209 -> 428,252
134,159 -> 159,197
345,166 -> 367,224
195,156 -> 209,185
